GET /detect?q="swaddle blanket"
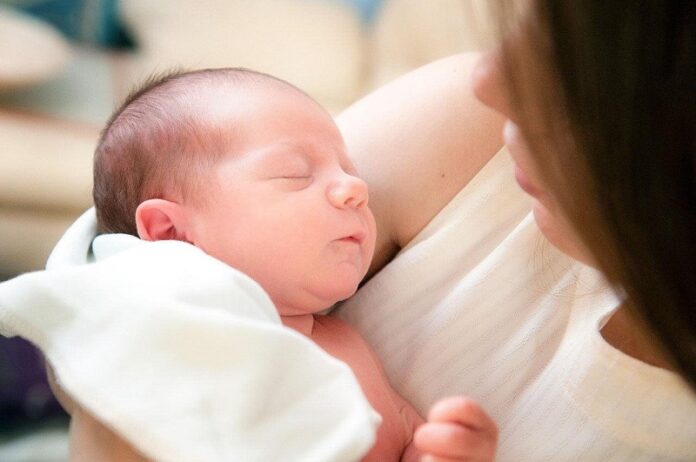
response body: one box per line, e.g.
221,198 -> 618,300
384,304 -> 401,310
0,209 -> 380,462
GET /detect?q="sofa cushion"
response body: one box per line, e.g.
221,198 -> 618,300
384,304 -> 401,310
118,0 -> 366,113
0,110 -> 97,212
0,6 -> 72,92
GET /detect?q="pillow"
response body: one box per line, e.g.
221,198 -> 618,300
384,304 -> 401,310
0,6 -> 72,91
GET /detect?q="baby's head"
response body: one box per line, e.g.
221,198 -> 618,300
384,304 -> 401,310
94,68 -> 376,314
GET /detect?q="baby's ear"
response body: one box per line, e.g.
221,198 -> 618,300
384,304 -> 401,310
135,199 -> 190,242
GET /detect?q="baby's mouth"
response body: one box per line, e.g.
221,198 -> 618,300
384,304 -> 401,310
338,236 -> 361,244
336,230 -> 366,245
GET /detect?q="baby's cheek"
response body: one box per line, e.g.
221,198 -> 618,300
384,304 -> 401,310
364,210 -> 378,249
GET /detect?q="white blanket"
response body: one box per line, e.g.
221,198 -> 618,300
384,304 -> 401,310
0,208 -> 379,462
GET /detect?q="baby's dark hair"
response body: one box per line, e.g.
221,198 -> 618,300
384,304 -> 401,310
93,67 -> 307,235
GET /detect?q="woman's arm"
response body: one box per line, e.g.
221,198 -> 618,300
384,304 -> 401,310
338,52 -> 504,277
69,406 -> 151,462
47,364 -> 149,461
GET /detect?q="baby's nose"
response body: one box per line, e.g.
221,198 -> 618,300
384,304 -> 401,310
328,174 -> 369,209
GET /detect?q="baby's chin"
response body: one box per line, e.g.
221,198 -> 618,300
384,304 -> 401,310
275,280 -> 362,316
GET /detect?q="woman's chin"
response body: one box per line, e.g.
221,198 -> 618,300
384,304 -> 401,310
532,200 -> 597,267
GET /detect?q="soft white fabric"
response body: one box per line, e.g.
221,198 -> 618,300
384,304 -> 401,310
336,147 -> 696,461
0,209 -> 380,462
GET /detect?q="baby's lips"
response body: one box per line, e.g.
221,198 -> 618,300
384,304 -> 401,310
355,229 -> 369,243
340,229 -> 367,244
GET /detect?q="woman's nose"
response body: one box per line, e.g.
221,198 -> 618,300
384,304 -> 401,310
328,173 -> 369,209
471,49 -> 512,119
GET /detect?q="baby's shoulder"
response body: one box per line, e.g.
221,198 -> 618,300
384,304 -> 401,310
313,314 -> 366,342
311,315 -> 380,363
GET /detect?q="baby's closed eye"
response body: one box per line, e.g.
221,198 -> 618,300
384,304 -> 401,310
272,173 -> 312,180
256,148 -> 315,185
270,174 -> 314,189
267,156 -> 312,178
268,159 -> 313,181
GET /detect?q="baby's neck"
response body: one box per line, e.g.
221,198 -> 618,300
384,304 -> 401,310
280,314 -> 315,336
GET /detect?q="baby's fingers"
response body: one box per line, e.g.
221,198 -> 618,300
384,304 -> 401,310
428,396 -> 497,438
414,422 -> 496,461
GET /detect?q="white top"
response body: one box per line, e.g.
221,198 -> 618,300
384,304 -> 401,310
336,148 -> 696,461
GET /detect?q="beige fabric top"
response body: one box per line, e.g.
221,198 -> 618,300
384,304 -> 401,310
336,147 -> 696,461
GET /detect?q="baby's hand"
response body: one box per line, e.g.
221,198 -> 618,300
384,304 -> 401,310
413,396 -> 498,462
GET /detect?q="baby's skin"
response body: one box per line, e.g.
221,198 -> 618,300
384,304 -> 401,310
285,314 -> 422,461
131,73 -> 497,461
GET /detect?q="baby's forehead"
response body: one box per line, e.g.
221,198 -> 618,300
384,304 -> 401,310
191,77 -> 312,114
193,83 -> 335,136
186,84 -> 315,136
163,76 -> 342,166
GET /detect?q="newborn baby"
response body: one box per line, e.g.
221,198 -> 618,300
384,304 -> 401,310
93,68 -> 497,461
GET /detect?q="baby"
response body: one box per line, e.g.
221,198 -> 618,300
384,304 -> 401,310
92,68 -> 497,461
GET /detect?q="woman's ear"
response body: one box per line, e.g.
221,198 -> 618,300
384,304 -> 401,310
135,199 -> 190,242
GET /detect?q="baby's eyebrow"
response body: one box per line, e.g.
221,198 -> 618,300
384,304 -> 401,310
248,142 -> 304,161
252,144 -> 314,171
255,141 -> 347,170
279,142 -> 310,157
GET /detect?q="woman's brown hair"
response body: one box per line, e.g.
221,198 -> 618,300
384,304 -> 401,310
495,2 -> 695,388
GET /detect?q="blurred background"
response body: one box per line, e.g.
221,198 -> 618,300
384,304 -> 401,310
0,0 -> 491,459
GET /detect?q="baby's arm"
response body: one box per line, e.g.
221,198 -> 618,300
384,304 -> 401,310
337,318 -> 495,462
412,396 -> 498,462
395,392 -> 424,462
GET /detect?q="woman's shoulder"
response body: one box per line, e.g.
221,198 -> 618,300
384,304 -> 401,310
337,53 -> 505,276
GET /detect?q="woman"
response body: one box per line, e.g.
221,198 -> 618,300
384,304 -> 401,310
337,1 -> 695,460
